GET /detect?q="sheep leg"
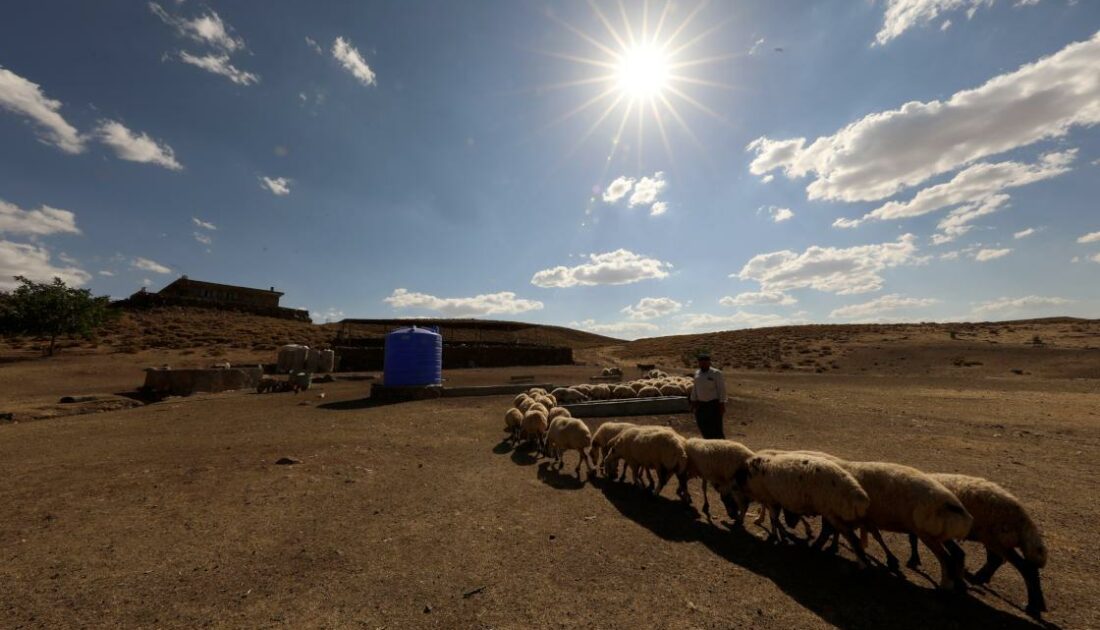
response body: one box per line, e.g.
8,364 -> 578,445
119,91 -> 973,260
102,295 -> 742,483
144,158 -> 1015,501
837,523 -> 871,569
907,532 -> 922,568
867,526 -> 901,572
654,468 -> 672,496
768,507 -> 791,544
1000,547 -> 1047,616
811,520 -> 833,550
970,545 -> 1004,585
918,534 -> 961,591
700,480 -> 711,518
676,471 -> 691,503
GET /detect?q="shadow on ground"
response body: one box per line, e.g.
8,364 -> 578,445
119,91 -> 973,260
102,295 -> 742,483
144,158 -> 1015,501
587,478 -> 1052,630
317,397 -> 408,411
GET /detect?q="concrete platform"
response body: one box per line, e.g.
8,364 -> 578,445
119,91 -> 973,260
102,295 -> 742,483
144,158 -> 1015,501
562,396 -> 690,418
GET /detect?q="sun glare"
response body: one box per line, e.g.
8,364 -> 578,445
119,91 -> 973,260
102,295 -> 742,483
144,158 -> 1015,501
615,44 -> 670,100
539,0 -> 735,168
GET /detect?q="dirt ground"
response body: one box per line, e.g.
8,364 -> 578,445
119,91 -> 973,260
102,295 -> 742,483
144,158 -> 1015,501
2,355 -> 1098,628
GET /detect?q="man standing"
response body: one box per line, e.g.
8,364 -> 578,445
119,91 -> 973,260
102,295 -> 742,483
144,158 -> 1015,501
689,350 -> 726,439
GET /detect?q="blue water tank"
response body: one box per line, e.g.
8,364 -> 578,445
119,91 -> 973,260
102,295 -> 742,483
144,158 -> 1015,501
383,326 -> 443,386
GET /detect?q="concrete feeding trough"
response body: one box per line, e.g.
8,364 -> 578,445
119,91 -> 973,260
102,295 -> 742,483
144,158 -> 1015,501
143,366 -> 263,398
562,396 -> 690,418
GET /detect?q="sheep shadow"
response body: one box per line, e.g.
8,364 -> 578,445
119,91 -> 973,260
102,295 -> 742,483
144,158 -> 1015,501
316,397 -> 408,411
509,443 -> 542,467
594,478 -> 1048,630
536,461 -> 586,490
491,439 -> 514,455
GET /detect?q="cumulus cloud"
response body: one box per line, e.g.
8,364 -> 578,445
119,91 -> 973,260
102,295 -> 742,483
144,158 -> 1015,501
829,293 -> 939,319
760,205 -> 794,223
678,311 -> 805,333
971,295 -> 1070,317
310,307 -> 346,323
621,297 -> 683,320
837,150 -> 1075,230
748,32 -> 1100,203
650,201 -> 668,216
305,36 -> 323,55
719,290 -> 797,306
628,171 -> 667,207
384,288 -> 543,317
735,234 -> 919,295
193,231 -> 212,246
0,66 -> 84,153
178,52 -> 259,85
976,245 -> 1007,260
931,193 -> 1011,244
149,2 -> 244,52
98,270 -> 114,277
1013,227 -> 1036,239
259,176 -> 291,196
0,241 -> 90,290
531,249 -> 672,288
1090,253 -> 1100,264
875,0 -> 1042,46
131,256 -> 171,274
602,176 -> 635,203
332,37 -> 377,86
570,319 -> 659,339
1077,231 -> 1100,244
192,217 -> 216,231
0,199 -> 80,236
95,120 -> 182,170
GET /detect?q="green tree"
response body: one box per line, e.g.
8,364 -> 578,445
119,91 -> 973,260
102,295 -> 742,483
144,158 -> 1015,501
1,276 -> 115,356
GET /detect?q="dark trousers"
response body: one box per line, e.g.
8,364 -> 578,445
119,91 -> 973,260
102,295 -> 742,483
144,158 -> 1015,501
694,400 -> 725,439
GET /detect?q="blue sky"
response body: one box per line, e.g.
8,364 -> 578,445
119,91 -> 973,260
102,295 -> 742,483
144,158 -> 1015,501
1,0 -> 1097,337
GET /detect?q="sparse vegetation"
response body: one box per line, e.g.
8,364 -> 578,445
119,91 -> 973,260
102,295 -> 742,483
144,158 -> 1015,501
0,277 -> 115,356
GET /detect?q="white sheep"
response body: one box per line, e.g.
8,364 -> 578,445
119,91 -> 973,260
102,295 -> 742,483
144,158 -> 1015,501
658,384 -> 683,397
521,409 -> 549,455
839,461 -> 973,590
517,397 -> 536,413
684,438 -> 756,520
547,407 -> 571,421
611,384 -> 636,399
589,421 -> 636,470
535,394 -> 556,409
546,416 -> 594,477
603,426 -> 690,499
503,407 -> 524,444
527,387 -> 547,397
751,449 -> 844,536
526,402 -> 549,416
908,473 -> 1048,617
628,381 -> 646,393
734,452 -> 872,568
590,384 -> 611,400
551,387 -> 588,404
637,385 -> 661,398
513,393 -> 531,409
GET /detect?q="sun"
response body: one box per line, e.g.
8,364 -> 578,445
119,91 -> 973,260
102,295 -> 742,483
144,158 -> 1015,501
615,43 -> 671,100
538,0 -> 735,168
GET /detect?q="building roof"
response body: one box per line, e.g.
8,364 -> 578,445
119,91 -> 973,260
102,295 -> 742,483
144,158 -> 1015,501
158,276 -> 284,297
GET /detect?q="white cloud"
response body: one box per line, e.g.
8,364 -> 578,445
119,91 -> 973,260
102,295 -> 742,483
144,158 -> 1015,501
719,290 -> 797,306
192,217 -> 216,231
747,32 -> 1100,202
940,250 -> 960,260
305,36 -> 323,54
1090,253 -> 1100,264
629,171 -> 667,207
931,193 -> 1011,244
259,176 -> 291,196
0,199 -> 80,236
131,256 -> 171,274
650,201 -> 668,216
0,241 -> 90,290
735,234 -> 919,295
98,270 -> 115,277
829,293 -> 939,319
193,231 -> 212,246
149,2 -> 244,52
531,249 -> 672,288
621,297 -> 683,320
570,318 -> 660,339
384,288 -> 543,317
760,205 -> 794,222
875,0 -> 1042,46
310,307 -> 345,323
178,52 -> 259,85
974,247 -> 1012,261
749,37 -> 766,55
602,176 -> 634,203
1013,227 -> 1036,239
678,311 -> 805,332
332,37 -> 377,86
971,295 -> 1070,317
1076,231 -> 1100,244
0,66 -> 84,153
95,120 -> 182,170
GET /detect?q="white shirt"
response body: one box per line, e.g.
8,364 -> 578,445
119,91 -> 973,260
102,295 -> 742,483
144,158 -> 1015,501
690,367 -> 727,403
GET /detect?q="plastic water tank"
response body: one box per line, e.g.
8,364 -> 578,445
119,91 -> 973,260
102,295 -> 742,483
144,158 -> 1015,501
383,326 -> 442,386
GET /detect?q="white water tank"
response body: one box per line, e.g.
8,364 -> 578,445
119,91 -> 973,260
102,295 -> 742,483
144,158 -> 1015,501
277,344 -> 309,373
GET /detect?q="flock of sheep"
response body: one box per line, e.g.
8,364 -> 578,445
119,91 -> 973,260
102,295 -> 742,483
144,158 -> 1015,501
504,385 -> 1049,620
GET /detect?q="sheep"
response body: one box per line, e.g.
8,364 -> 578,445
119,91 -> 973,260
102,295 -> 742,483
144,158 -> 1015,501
520,409 -> 549,455
546,416 -> 594,477
527,387 -> 547,397
601,367 -> 613,377
535,394 -> 557,409
527,402 -> 549,416
907,473 -> 1048,617
589,421 -> 636,470
572,384 -> 593,398
551,387 -> 586,404
628,381 -> 646,393
513,393 -> 531,409
751,449 -> 844,536
503,407 -> 524,443
590,384 -> 611,400
684,438 -> 755,520
548,406 -> 571,421
839,461 -> 973,590
733,452 -> 872,567
611,384 -> 636,399
518,397 -> 536,413
637,385 -> 661,398
658,384 -> 683,397
647,369 -> 667,379
603,426 -> 690,500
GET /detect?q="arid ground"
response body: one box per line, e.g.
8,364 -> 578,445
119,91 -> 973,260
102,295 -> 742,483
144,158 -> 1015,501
1,313 -> 1098,628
